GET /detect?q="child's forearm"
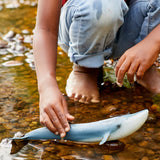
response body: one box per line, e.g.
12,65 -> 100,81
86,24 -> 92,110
33,0 -> 61,92
33,29 -> 58,92
142,24 -> 160,54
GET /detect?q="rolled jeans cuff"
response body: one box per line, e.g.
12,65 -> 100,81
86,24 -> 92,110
69,48 -> 112,68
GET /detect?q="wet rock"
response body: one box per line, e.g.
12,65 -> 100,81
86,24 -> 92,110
112,98 -> 122,104
56,76 -> 62,82
101,100 -> 109,106
141,157 -> 149,160
14,34 -> 24,43
145,149 -> 155,156
132,133 -> 144,142
22,29 -> 29,34
0,125 -> 6,133
102,155 -> 114,160
3,123 -> 13,130
61,155 -> 77,160
5,1 -> 20,9
138,141 -> 148,148
25,52 -> 34,59
16,44 -> 25,53
31,2 -> 37,7
0,40 -> 8,48
117,144 -> 145,160
28,61 -> 35,70
58,51 -> 63,55
101,105 -> 117,115
150,104 -> 160,114
3,31 -> 15,41
146,128 -> 154,133
13,132 -> 24,138
109,111 -> 129,118
2,60 -> 23,67
147,141 -> 160,150
147,114 -> 157,123
2,55 -> 13,61
23,35 -> 33,43
0,49 -> 8,55
0,117 -> 5,123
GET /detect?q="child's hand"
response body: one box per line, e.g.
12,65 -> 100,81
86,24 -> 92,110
115,39 -> 159,86
39,86 -> 74,138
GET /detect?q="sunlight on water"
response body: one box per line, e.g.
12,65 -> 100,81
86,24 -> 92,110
0,139 -> 12,160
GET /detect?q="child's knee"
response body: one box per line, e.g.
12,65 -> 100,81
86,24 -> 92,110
79,0 -> 128,32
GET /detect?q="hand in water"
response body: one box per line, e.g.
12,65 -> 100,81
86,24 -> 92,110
39,86 -> 74,138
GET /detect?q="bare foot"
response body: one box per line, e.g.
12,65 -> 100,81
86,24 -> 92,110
66,64 -> 102,103
137,65 -> 160,94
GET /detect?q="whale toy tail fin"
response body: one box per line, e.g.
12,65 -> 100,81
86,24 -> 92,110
10,140 -> 28,154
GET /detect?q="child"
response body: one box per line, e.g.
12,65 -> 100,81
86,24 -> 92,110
33,0 -> 160,138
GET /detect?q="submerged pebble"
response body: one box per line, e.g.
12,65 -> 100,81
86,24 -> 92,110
101,105 -> 117,115
2,60 -> 23,67
0,49 -> 8,55
22,29 -> 29,34
5,1 -> 20,9
3,31 -> 15,41
0,40 -> 8,48
141,157 -> 149,160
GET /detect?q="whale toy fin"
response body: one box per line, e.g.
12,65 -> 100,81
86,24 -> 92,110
99,132 -> 110,145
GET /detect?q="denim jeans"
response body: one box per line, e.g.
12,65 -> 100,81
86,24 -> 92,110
58,0 -> 160,68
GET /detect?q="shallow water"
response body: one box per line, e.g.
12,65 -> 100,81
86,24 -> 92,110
0,1 -> 160,160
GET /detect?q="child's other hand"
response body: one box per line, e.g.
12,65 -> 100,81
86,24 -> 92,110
39,86 -> 74,138
115,39 -> 159,86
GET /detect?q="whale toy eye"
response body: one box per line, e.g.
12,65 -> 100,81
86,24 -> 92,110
117,124 -> 121,129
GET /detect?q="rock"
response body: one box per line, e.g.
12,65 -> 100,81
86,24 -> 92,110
0,49 -> 8,55
0,40 -> 8,49
101,105 -> 117,115
145,149 -> 155,156
150,104 -> 160,113
141,157 -> 149,160
23,35 -> 33,43
132,133 -> 144,142
25,52 -> 34,59
2,55 -> 13,61
112,98 -> 122,104
138,141 -> 148,148
147,141 -> 160,150
16,44 -> 25,53
14,34 -> 24,43
109,111 -> 129,118
13,132 -> 24,138
117,144 -> 145,160
58,51 -> 63,55
147,114 -> 157,123
61,155 -> 77,160
146,128 -> 155,133
3,123 -> 12,130
2,60 -> 23,67
3,31 -> 15,41
5,1 -> 20,9
102,155 -> 114,160
22,29 -> 29,34
31,2 -> 37,7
